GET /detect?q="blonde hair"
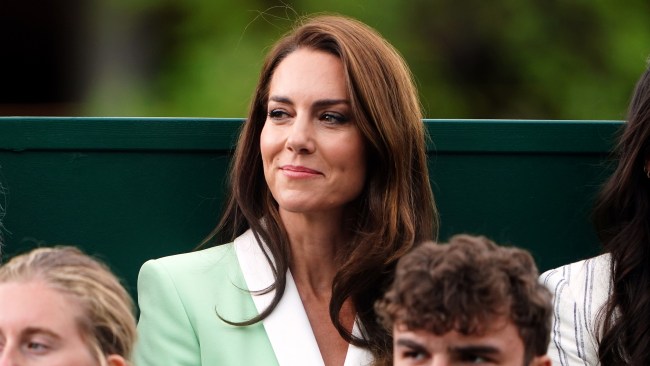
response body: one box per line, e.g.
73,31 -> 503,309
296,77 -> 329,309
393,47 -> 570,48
0,246 -> 136,365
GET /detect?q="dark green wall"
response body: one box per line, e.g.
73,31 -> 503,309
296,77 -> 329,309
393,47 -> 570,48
0,118 -> 621,297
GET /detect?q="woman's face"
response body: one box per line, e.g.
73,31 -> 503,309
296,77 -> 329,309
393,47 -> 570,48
260,48 -> 366,217
0,280 -> 98,366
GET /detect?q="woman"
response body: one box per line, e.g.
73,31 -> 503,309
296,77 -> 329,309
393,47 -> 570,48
135,14 -> 438,366
541,62 -> 650,365
0,246 -> 137,365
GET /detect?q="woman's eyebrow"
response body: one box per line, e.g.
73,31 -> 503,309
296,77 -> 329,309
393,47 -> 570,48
268,96 -> 350,108
312,99 -> 350,108
22,327 -> 62,340
268,96 -> 292,104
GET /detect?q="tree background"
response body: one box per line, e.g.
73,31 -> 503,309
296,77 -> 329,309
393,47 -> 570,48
2,0 -> 650,119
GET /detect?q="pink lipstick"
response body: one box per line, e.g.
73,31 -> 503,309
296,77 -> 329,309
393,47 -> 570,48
280,165 -> 322,178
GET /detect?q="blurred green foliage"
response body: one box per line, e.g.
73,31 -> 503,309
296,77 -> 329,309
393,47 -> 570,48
83,0 -> 650,119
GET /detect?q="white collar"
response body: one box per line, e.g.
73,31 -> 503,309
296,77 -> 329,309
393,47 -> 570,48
234,229 -> 373,366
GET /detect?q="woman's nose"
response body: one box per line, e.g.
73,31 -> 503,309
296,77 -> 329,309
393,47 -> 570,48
285,115 -> 315,154
0,347 -> 19,366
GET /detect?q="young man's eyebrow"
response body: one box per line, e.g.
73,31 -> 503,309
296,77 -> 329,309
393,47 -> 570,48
395,338 -> 428,352
450,345 -> 500,355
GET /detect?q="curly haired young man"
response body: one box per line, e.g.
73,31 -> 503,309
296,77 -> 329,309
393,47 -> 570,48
376,235 -> 552,366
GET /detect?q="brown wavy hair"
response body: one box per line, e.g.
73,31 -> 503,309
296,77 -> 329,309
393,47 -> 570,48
0,246 -> 137,366
375,235 -> 552,364
201,14 -> 438,362
593,62 -> 650,364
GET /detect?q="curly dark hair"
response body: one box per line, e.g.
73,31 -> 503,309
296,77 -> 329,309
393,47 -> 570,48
375,234 -> 552,363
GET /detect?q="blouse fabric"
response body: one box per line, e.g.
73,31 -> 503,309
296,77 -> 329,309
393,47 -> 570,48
134,229 -> 373,366
540,253 -> 612,366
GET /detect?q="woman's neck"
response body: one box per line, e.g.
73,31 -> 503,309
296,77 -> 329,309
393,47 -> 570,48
278,208 -> 357,366
280,208 -> 347,298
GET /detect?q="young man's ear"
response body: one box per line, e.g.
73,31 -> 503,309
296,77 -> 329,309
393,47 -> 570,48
106,354 -> 127,366
529,355 -> 551,366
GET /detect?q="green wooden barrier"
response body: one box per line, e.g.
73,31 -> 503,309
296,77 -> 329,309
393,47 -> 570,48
0,117 -> 621,297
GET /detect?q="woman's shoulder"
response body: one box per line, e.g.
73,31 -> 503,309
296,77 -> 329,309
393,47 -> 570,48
139,242 -> 240,286
137,240 -> 253,314
541,255 -> 611,364
150,243 -> 235,268
541,253 -> 610,285
540,253 -> 611,307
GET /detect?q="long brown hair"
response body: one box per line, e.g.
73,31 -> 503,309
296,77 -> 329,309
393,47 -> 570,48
202,14 -> 438,362
593,62 -> 650,364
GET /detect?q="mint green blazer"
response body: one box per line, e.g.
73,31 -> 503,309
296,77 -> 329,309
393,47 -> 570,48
134,230 -> 373,366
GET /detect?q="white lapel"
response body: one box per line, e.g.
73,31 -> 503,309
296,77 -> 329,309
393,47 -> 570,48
234,229 -> 324,366
344,322 -> 374,366
234,229 -> 375,366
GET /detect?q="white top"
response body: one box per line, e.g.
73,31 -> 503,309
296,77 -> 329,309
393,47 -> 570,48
540,254 -> 612,366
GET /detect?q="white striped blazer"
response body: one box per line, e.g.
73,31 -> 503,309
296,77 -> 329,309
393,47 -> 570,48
540,254 -> 612,366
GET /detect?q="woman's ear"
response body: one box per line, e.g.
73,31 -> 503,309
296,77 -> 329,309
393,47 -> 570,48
529,355 -> 551,366
106,354 -> 127,366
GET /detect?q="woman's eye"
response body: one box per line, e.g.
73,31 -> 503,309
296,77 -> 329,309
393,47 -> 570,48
24,341 -> 50,354
267,109 -> 289,119
320,112 -> 348,124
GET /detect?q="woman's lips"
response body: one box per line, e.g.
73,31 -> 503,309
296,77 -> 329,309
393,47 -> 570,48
280,165 -> 322,178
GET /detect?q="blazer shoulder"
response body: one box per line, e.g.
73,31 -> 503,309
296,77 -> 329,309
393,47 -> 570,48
137,243 -> 248,312
135,242 -> 272,366
141,243 -> 238,281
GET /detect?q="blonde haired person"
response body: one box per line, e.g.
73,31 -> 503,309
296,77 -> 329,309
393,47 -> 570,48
0,246 -> 137,365
135,13 -> 437,366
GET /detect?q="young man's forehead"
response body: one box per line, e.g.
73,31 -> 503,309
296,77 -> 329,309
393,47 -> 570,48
393,318 -> 527,364
395,307 -> 513,335
395,314 -> 522,347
